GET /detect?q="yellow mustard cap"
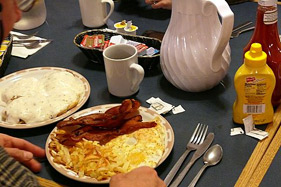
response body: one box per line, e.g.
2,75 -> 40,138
244,43 -> 267,67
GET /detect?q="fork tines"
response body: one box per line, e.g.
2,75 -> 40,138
190,123 -> 208,145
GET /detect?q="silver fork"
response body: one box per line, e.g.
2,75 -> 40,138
231,26 -> 255,38
12,31 -> 39,39
164,123 -> 208,186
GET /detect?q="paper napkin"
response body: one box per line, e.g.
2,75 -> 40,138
10,31 -> 51,58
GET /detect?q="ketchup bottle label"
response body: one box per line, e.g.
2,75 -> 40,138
264,9 -> 277,24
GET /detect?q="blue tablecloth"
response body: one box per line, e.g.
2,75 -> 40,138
1,0 -> 280,186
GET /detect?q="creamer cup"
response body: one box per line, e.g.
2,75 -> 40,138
124,25 -> 138,35
114,22 -> 127,33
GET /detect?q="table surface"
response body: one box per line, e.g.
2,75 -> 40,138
2,0 -> 281,186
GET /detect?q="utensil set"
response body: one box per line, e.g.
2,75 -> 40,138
13,40 -> 52,49
12,32 -> 52,49
165,124 -> 223,187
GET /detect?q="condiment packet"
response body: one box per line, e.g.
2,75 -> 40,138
243,115 -> 254,134
109,35 -> 127,45
93,35 -> 105,48
230,127 -> 244,136
242,115 -> 268,140
146,97 -> 174,115
81,35 -> 90,47
246,129 -> 268,140
80,34 -> 105,49
126,40 -> 151,56
172,105 -> 185,114
146,47 -> 159,56
135,44 -> 148,56
126,40 -> 141,47
146,97 -> 185,115
103,40 -> 114,50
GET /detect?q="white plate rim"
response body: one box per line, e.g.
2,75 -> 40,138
45,104 -> 175,184
0,67 -> 91,129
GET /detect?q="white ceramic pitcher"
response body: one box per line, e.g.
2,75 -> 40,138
160,0 -> 234,92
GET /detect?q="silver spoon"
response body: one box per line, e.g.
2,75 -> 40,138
13,41 -> 41,49
188,144 -> 223,187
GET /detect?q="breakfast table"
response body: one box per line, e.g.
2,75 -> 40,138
1,0 -> 281,186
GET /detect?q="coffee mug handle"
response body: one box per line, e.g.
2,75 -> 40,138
102,0 -> 114,23
130,63 -> 144,92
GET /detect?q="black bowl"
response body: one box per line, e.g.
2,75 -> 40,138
73,29 -> 161,71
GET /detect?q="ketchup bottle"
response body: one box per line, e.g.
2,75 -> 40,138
243,0 -> 281,107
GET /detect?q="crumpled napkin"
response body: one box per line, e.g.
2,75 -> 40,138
10,31 -> 51,58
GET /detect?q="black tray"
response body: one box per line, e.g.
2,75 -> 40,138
73,29 -> 161,71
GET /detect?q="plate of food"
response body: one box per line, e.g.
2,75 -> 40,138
46,99 -> 174,184
0,67 -> 91,129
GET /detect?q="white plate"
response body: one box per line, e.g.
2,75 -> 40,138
0,67 -> 90,129
45,104 -> 174,184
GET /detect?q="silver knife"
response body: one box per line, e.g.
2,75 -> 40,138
13,39 -> 52,44
169,133 -> 214,187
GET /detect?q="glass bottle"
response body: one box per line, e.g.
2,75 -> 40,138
243,0 -> 281,107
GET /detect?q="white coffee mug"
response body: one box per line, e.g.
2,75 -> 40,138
79,0 -> 114,28
103,44 -> 145,97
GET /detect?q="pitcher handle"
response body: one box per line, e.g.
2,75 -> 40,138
130,63 -> 144,92
102,0 -> 114,23
203,0 -> 234,72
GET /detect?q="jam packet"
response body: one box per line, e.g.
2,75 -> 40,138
103,40 -> 114,50
80,34 -> 105,49
135,44 -> 148,56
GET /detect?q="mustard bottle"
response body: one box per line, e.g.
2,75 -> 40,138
233,43 -> 275,125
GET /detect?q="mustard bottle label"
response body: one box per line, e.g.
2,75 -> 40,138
243,76 -> 267,114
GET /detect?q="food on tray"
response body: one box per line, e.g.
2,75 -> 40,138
48,99 -> 166,181
0,71 -> 84,124
80,34 -> 159,56
114,20 -> 127,29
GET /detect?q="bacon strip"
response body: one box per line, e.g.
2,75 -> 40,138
55,99 -> 157,146
57,99 -> 140,129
